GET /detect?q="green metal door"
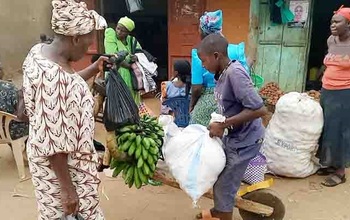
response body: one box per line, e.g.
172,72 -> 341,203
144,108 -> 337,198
254,0 -> 312,92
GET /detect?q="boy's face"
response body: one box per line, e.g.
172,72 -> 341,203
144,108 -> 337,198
198,52 -> 220,74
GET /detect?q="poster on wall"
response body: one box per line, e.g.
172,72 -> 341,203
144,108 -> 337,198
288,1 -> 309,28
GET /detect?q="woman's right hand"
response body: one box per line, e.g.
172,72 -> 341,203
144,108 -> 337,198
48,153 -> 79,217
121,61 -> 132,69
60,186 -> 79,216
95,56 -> 111,73
130,55 -> 138,63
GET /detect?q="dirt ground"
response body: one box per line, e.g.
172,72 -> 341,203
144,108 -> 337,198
1,98 -> 350,220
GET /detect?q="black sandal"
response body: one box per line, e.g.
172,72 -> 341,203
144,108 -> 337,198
321,174 -> 346,187
317,167 -> 336,176
195,209 -> 220,220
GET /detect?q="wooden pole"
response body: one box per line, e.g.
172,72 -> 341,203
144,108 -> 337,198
152,171 -> 273,217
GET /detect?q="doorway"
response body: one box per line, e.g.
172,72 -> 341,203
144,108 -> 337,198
306,0 -> 350,90
102,0 -> 168,84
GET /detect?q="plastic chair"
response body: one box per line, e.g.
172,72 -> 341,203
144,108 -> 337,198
0,111 -> 27,180
162,96 -> 190,127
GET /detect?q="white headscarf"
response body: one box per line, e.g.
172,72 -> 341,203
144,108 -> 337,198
51,0 -> 107,36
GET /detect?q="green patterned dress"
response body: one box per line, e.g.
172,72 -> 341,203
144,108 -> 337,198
190,47 -> 218,126
189,88 -> 217,126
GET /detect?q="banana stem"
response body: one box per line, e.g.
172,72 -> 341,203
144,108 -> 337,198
103,148 -> 111,166
106,131 -> 132,161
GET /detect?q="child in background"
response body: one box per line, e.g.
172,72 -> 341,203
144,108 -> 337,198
195,34 -> 267,220
161,60 -> 191,114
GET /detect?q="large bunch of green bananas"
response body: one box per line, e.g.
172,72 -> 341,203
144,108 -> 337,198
110,115 -> 165,189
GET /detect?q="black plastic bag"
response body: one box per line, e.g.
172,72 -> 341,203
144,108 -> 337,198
104,69 -> 140,131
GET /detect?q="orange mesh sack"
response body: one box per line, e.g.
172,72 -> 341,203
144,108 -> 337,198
139,102 -> 154,117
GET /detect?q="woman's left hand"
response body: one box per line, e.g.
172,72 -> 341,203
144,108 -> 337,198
208,122 -> 225,138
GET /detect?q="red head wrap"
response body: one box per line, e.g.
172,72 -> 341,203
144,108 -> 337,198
335,5 -> 350,21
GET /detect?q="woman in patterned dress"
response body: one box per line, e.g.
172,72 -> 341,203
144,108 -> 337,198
22,1 -> 108,219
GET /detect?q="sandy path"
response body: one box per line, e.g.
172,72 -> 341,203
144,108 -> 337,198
1,99 -> 350,220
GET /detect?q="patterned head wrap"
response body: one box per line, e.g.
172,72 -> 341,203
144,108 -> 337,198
118,16 -> 135,32
200,10 -> 223,35
335,5 -> 350,21
51,0 -> 107,36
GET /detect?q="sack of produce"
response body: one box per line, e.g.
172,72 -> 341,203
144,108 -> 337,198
103,69 -> 140,131
261,92 -> 323,178
164,124 -> 226,206
259,82 -> 285,113
138,102 -> 154,117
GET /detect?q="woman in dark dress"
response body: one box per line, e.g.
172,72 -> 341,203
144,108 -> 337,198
317,6 -> 350,187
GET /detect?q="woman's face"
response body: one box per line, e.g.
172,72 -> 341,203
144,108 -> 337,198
70,31 -> 94,62
331,14 -> 350,36
198,51 -> 220,74
116,24 -> 129,40
294,6 -> 303,20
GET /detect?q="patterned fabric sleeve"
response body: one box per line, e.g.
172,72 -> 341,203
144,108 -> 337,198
23,59 -> 94,157
3,80 -> 29,140
0,81 -> 17,114
22,67 -> 36,119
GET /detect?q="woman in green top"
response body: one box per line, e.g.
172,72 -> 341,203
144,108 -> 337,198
104,16 -> 142,105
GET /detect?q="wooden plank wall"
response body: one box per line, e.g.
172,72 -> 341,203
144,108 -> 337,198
206,0 -> 251,45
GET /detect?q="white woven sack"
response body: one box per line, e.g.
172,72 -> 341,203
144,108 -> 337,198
262,92 -> 323,178
164,124 -> 225,206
